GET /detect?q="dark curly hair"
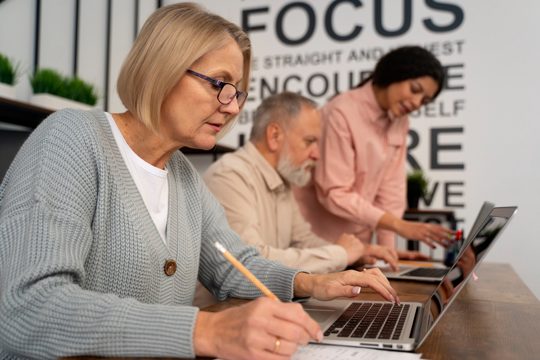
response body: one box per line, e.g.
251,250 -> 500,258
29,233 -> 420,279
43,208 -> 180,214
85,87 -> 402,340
360,45 -> 445,100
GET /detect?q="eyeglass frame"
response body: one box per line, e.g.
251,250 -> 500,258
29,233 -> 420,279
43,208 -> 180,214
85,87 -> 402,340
186,69 -> 247,107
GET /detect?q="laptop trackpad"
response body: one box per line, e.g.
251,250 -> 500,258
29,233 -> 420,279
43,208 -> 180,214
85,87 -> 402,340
305,308 -> 337,323
303,299 -> 351,325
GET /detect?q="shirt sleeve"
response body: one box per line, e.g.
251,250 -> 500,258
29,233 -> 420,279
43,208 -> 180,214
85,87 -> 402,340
203,167 -> 348,274
314,107 -> 385,229
372,140 -> 407,247
197,175 -> 301,300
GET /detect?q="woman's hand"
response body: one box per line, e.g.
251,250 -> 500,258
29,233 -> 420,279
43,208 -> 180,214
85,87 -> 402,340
293,268 -> 399,304
377,213 -> 454,248
396,220 -> 454,248
194,297 -> 322,360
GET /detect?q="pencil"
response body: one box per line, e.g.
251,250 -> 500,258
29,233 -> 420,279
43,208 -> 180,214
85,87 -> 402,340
398,260 -> 435,268
214,241 -> 280,301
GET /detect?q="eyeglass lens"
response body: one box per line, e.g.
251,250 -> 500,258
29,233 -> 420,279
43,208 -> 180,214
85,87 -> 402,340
219,84 -> 247,107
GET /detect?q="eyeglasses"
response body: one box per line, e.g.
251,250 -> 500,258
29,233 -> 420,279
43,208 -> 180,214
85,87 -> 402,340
187,69 -> 248,107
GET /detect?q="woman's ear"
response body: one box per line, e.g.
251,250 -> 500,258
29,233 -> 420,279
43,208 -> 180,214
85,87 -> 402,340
266,122 -> 284,152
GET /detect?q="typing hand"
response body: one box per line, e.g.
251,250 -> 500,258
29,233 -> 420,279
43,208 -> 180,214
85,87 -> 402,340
356,244 -> 399,272
294,269 -> 400,304
194,297 -> 321,360
335,233 -> 366,266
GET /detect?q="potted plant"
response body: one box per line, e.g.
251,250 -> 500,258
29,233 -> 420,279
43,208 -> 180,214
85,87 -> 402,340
406,169 -> 428,209
30,68 -> 98,110
0,53 -> 19,100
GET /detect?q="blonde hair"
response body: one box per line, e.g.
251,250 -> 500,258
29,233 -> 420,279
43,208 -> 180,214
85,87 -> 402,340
117,3 -> 251,132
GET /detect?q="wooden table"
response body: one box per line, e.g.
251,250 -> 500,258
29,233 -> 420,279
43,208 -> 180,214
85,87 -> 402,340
62,262 -> 540,360
415,262 -> 540,359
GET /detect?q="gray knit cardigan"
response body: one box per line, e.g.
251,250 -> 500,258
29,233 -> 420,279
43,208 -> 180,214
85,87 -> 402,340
0,109 -> 298,359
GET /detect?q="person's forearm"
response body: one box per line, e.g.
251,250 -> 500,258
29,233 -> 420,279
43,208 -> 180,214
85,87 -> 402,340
376,212 -> 402,234
193,311 -> 217,357
293,272 -> 314,298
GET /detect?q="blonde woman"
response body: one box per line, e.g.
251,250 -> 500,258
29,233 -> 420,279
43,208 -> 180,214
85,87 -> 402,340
0,4 -> 397,360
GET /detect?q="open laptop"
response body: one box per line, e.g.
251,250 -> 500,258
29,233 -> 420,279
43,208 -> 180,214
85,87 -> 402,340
303,206 -> 517,351
382,201 -> 495,282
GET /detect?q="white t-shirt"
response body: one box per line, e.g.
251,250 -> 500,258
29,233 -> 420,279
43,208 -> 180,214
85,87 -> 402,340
106,112 -> 169,245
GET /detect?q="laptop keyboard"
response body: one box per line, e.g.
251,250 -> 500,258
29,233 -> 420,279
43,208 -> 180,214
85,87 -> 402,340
324,302 -> 410,340
405,267 -> 448,278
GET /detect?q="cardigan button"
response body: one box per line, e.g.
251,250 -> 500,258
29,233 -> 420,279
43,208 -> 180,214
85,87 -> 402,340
164,259 -> 177,276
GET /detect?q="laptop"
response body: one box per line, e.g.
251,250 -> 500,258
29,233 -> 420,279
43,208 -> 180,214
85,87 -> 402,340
302,206 -> 517,351
383,201 -> 495,282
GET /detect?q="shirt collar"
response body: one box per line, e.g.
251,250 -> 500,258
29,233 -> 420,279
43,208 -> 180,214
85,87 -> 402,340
244,141 -> 286,192
361,81 -> 409,145
363,80 -> 388,123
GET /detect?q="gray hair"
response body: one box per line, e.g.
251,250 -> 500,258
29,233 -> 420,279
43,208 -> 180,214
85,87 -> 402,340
249,92 -> 317,141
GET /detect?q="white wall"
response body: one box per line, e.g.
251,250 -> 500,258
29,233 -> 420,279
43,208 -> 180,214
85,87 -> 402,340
0,0 -> 538,298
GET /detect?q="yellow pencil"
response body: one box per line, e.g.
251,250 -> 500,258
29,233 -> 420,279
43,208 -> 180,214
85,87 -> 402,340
214,241 -> 280,301
398,260 -> 435,268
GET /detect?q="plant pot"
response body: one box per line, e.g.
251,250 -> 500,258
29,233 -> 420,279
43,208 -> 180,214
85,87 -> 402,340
0,82 -> 17,100
406,181 -> 423,209
30,93 -> 93,111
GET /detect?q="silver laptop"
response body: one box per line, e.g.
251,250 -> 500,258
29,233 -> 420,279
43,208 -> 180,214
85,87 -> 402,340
303,206 -> 517,351
383,201 -> 495,282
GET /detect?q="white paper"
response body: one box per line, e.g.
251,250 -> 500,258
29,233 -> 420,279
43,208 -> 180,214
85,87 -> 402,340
292,344 -> 423,360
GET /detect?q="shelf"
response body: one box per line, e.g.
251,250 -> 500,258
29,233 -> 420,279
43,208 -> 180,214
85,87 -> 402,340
0,96 -> 52,129
0,96 -> 236,157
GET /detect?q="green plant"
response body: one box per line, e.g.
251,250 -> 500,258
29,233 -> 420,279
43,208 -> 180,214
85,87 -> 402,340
63,77 -> 98,105
0,53 -> 19,85
30,68 -> 98,106
30,68 -> 65,95
407,169 -> 429,195
406,169 -> 429,209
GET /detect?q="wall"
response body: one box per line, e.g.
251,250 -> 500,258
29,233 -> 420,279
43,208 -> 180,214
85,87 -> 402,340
0,0 -> 538,298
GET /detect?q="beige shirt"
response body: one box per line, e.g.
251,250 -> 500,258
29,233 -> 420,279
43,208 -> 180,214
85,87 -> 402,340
203,141 -> 348,274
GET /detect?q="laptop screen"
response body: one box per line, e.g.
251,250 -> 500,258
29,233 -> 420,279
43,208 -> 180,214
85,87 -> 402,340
419,206 -> 517,345
445,201 -> 495,267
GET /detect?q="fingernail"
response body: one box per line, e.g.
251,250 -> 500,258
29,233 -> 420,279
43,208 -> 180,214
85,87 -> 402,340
352,286 -> 361,295
317,330 -> 324,342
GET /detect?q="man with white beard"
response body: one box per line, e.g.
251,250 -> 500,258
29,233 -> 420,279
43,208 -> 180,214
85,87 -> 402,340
203,92 -> 399,276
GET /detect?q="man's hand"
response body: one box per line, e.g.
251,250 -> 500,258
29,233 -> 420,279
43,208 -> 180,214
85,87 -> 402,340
356,245 -> 399,272
335,233 -> 366,266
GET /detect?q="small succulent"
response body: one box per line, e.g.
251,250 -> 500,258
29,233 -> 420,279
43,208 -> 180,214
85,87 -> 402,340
406,169 -> 429,208
0,53 -> 19,86
30,68 -> 98,106
407,169 -> 429,196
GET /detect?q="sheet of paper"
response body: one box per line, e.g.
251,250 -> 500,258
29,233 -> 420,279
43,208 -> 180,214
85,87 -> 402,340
292,344 -> 423,360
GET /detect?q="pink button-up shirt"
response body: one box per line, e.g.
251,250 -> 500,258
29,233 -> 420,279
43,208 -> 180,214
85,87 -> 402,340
294,83 -> 409,247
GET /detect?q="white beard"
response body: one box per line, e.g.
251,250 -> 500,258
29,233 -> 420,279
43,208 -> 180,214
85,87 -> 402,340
276,146 -> 315,187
